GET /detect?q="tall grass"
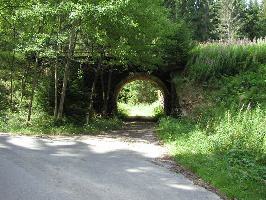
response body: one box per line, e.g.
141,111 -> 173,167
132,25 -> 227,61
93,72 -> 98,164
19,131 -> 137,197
187,38 -> 266,81
159,39 -> 266,199
157,107 -> 266,199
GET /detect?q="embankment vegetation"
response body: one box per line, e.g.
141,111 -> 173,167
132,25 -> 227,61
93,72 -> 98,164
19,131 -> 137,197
157,39 -> 266,199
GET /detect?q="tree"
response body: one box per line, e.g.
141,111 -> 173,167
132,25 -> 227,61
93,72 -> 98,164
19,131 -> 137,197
216,0 -> 246,40
260,0 -> 266,36
171,0 -> 217,41
0,0 -> 191,121
78,0 -> 178,117
242,0 -> 266,39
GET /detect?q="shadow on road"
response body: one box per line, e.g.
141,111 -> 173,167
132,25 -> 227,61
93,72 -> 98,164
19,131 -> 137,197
0,132 -> 220,200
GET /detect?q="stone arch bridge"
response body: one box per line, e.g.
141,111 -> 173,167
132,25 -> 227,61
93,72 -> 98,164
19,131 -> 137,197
76,64 -> 183,117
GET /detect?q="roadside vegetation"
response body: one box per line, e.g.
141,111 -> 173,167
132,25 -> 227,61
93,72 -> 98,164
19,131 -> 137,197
157,39 -> 266,200
0,111 -> 122,136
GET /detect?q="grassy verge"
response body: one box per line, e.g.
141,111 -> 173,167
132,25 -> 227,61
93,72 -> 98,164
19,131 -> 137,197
157,107 -> 266,200
0,111 -> 123,136
163,40 -> 266,199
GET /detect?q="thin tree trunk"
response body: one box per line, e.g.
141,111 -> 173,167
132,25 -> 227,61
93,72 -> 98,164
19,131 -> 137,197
53,16 -> 62,118
10,26 -> 16,108
203,1 -> 209,41
103,69 -> 112,115
57,28 -> 77,120
86,70 -> 99,123
100,69 -> 106,115
27,57 -> 39,122
54,63 -> 58,117
57,59 -> 70,120
10,49 -> 15,108
20,66 -> 28,104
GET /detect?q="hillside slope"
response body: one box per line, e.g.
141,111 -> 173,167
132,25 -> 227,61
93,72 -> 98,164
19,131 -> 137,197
157,39 -> 266,200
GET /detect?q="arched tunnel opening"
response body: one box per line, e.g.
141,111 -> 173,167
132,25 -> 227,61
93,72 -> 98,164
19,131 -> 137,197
113,73 -> 170,121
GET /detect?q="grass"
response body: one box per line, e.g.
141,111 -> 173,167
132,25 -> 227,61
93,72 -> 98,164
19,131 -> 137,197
0,111 -> 123,136
117,101 -> 164,118
187,39 -> 266,81
157,107 -> 266,200
162,39 -> 266,200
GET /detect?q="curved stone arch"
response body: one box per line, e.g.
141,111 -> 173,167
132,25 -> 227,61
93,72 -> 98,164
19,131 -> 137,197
113,72 -> 171,115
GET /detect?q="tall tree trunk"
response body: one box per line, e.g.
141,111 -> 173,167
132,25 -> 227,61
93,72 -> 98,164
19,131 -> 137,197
203,1 -> 210,41
53,16 -> 62,118
54,63 -> 58,117
86,70 -> 99,123
10,57 -> 14,107
10,26 -> 16,108
27,57 -> 39,122
57,59 -> 70,120
100,69 -> 106,115
103,69 -> 112,115
20,66 -> 28,104
57,28 -> 77,120
10,49 -> 15,108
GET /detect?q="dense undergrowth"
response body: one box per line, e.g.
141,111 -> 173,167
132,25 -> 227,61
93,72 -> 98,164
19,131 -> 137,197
157,39 -> 266,200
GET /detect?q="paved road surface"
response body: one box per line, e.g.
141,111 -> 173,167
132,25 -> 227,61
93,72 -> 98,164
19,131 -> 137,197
0,123 -> 220,200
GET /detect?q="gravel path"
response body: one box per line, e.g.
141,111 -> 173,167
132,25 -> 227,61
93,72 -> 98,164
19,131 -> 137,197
0,123 -> 221,200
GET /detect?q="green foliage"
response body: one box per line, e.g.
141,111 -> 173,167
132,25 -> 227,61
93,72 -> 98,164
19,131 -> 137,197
186,39 -> 266,82
163,39 -> 266,199
118,80 -> 161,105
117,102 -> 163,118
116,104 -> 130,119
242,0 -> 266,40
216,0 -> 246,40
208,66 -> 266,108
0,0 -> 187,124
172,0 -> 266,41
117,79 -> 165,118
0,109 -> 123,136
157,106 -> 266,199
0,0 -> 188,126
153,103 -> 165,119
162,21 -> 194,66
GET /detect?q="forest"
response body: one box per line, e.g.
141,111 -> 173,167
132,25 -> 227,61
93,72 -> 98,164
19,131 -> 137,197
0,0 -> 266,199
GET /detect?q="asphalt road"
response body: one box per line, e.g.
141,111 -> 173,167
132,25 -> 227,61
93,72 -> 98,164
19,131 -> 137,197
0,125 -> 220,200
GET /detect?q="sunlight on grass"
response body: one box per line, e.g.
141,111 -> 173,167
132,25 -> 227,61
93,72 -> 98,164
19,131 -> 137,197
117,79 -> 165,118
118,101 -> 163,117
